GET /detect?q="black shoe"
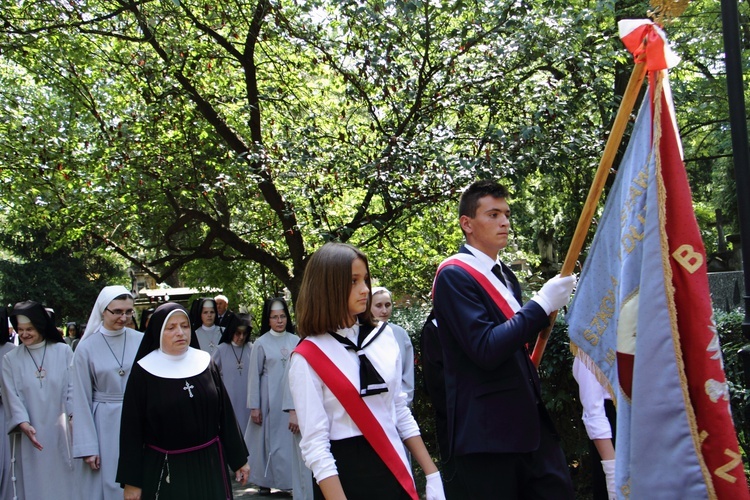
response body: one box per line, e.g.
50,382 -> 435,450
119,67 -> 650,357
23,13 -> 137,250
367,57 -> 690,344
258,487 -> 272,496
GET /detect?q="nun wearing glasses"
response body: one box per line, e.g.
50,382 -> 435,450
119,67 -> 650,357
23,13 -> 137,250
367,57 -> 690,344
72,285 -> 143,499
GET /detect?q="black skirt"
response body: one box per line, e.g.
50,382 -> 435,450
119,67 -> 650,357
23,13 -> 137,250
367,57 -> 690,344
312,436 -> 412,500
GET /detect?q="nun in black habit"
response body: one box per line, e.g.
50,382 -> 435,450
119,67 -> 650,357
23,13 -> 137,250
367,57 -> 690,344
116,302 -> 249,500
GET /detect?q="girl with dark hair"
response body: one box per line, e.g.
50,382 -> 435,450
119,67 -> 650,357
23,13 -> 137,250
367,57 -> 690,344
214,319 -> 253,438
116,302 -> 249,500
289,243 -> 444,500
245,297 -> 299,495
0,300 -> 78,499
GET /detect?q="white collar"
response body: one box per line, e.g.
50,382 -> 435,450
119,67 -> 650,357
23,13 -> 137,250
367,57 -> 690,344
26,340 -> 46,351
268,329 -> 287,337
100,326 -> 125,337
444,251 -> 521,313
137,347 -> 210,379
464,243 -> 502,272
335,324 -> 359,343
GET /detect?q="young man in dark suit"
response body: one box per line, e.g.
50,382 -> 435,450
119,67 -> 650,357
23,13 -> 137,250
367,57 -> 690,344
432,179 -> 576,498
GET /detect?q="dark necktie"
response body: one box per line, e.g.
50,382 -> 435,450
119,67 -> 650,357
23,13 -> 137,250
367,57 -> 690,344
491,264 -> 507,286
329,323 -> 389,397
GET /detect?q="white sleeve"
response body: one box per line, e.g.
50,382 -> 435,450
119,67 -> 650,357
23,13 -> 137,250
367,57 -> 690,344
572,357 -> 613,440
1,354 -> 29,432
71,345 -> 98,457
396,328 -> 415,406
288,353 -> 338,483
392,343 -> 420,441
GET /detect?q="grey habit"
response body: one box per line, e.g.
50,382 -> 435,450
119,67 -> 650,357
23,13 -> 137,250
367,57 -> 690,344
1,341 -> 79,499
0,341 -> 16,499
244,331 -> 299,490
72,325 -> 143,499
195,324 -> 223,355
213,340 -> 253,433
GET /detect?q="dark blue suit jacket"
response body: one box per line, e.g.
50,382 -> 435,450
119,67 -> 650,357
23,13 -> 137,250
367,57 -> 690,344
433,246 -> 551,457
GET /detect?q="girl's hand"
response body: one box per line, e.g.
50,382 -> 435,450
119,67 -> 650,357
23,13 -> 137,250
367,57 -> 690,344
251,408 -> 262,425
425,471 -> 446,500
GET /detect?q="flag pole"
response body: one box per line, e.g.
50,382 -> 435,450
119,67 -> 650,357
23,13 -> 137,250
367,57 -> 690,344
719,0 -> 750,401
530,60 -> 647,368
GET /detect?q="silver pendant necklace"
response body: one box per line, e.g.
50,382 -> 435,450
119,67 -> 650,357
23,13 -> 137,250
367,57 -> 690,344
25,342 -> 47,388
101,332 -> 127,376
231,343 -> 245,372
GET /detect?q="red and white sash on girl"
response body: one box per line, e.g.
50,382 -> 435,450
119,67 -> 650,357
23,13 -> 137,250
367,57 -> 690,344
293,340 -> 419,500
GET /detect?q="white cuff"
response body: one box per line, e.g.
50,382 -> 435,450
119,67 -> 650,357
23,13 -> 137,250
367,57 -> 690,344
531,295 -> 553,315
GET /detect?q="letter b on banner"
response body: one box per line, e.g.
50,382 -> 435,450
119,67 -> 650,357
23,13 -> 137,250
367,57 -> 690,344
672,244 -> 703,274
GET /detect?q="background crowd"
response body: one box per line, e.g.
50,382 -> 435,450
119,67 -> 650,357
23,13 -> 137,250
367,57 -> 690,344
0,282 -> 420,499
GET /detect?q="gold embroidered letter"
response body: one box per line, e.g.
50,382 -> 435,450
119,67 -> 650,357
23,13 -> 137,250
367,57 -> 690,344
622,225 -> 644,253
715,449 -> 741,483
672,244 -> 703,274
582,328 -> 599,346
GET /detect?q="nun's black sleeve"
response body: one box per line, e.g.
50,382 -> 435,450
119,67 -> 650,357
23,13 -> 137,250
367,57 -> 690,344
116,363 -> 148,488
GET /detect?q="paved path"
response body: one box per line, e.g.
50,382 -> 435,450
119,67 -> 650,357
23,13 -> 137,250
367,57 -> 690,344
232,482 -> 293,499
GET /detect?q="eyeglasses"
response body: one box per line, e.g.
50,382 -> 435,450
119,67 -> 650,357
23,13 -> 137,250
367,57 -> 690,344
105,308 -> 135,317
269,314 -> 287,321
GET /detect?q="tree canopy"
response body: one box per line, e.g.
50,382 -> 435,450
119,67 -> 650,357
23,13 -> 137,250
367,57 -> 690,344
0,0 -> 746,308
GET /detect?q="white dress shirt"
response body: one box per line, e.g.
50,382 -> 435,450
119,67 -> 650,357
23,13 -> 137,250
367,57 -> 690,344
288,324 -> 420,483
572,357 -> 614,440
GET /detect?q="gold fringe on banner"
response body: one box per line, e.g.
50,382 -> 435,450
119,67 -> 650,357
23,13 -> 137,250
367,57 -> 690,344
649,0 -> 690,24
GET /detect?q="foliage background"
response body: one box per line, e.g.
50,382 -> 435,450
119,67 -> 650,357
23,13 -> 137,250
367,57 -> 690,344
0,0 -> 746,315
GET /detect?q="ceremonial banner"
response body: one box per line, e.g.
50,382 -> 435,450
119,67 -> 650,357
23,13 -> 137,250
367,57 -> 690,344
566,22 -> 749,499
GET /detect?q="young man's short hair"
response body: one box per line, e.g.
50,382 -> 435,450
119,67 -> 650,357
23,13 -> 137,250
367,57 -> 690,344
458,180 -> 509,219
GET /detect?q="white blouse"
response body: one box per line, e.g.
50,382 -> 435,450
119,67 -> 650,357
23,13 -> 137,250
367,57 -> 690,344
288,324 -> 420,483
572,357 -> 614,440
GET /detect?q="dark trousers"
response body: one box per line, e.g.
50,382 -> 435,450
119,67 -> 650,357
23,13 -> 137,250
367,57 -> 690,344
450,418 -> 574,499
312,436 -> 411,500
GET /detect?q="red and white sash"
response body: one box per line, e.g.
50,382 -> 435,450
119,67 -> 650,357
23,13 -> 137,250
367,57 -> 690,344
433,253 -> 521,318
293,340 -> 419,500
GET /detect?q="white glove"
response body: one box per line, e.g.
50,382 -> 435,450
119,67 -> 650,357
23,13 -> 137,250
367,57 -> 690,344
601,459 -> 616,500
425,471 -> 446,500
532,274 -> 577,314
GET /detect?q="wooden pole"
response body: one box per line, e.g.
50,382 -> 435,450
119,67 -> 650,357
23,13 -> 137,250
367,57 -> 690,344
530,61 -> 647,368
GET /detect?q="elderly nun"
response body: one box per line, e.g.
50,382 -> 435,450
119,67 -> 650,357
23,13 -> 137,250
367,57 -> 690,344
117,302 -> 249,499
